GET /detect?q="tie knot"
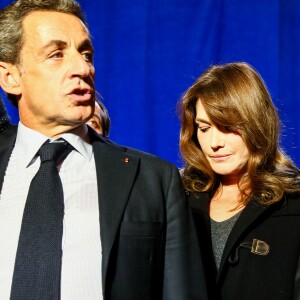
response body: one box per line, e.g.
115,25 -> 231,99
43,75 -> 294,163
38,140 -> 73,164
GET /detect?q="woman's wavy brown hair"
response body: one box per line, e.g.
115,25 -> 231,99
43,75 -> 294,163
178,62 -> 300,205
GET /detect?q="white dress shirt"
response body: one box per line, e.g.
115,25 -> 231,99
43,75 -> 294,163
0,122 -> 103,299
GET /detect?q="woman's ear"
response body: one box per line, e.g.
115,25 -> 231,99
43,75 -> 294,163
0,62 -> 22,96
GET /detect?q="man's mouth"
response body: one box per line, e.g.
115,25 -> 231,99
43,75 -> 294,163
68,88 -> 92,101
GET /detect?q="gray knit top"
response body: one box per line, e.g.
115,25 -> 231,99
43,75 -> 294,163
210,211 -> 242,269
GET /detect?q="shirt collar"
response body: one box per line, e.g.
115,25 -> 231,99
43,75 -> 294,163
16,122 -> 93,168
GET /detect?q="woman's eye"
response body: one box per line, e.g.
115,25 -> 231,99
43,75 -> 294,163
199,126 -> 210,133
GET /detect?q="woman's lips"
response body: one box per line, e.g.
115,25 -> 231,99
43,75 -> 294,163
210,154 -> 231,162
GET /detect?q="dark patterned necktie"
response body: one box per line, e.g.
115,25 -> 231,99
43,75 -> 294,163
10,140 -> 73,300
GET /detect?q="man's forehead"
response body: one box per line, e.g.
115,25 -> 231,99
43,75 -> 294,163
22,10 -> 91,42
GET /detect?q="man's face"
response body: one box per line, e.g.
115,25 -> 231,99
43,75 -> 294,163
17,11 -> 95,136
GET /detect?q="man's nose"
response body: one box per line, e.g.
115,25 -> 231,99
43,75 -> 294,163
69,51 -> 93,78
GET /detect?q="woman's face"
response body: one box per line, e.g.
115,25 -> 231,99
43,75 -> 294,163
195,100 -> 249,183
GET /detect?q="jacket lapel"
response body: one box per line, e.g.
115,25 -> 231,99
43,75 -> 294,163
217,199 -> 269,279
92,139 -> 139,294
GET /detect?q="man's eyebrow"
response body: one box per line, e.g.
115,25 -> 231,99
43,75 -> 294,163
39,40 -> 68,55
78,38 -> 94,53
38,39 -> 93,55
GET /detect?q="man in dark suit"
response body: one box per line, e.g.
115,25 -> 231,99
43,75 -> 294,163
0,1 -> 207,299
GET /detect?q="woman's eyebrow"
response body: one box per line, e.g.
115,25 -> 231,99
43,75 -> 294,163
195,117 -> 211,124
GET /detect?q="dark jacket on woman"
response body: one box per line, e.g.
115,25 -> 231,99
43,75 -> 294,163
189,191 -> 300,300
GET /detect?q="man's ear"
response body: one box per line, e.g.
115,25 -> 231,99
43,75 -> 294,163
0,62 -> 21,96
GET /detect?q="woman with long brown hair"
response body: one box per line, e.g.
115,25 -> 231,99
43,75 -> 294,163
178,62 -> 300,300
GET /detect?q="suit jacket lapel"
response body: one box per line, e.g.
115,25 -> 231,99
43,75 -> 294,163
217,199 -> 269,279
92,139 -> 139,294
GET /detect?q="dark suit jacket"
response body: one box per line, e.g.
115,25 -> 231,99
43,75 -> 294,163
189,191 -> 300,300
0,125 -> 208,300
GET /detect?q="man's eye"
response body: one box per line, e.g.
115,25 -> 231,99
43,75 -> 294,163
82,52 -> 93,62
49,51 -> 63,59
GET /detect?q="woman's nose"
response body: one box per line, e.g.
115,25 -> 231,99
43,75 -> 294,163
210,127 -> 225,149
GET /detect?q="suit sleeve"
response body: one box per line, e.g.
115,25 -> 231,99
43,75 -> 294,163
162,165 -> 208,300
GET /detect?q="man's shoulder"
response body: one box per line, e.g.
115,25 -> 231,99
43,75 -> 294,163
0,123 -> 17,135
99,139 -> 178,170
0,124 -> 17,150
121,142 -> 176,166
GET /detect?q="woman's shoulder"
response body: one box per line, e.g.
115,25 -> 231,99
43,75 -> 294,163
284,191 -> 300,209
268,192 -> 300,216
